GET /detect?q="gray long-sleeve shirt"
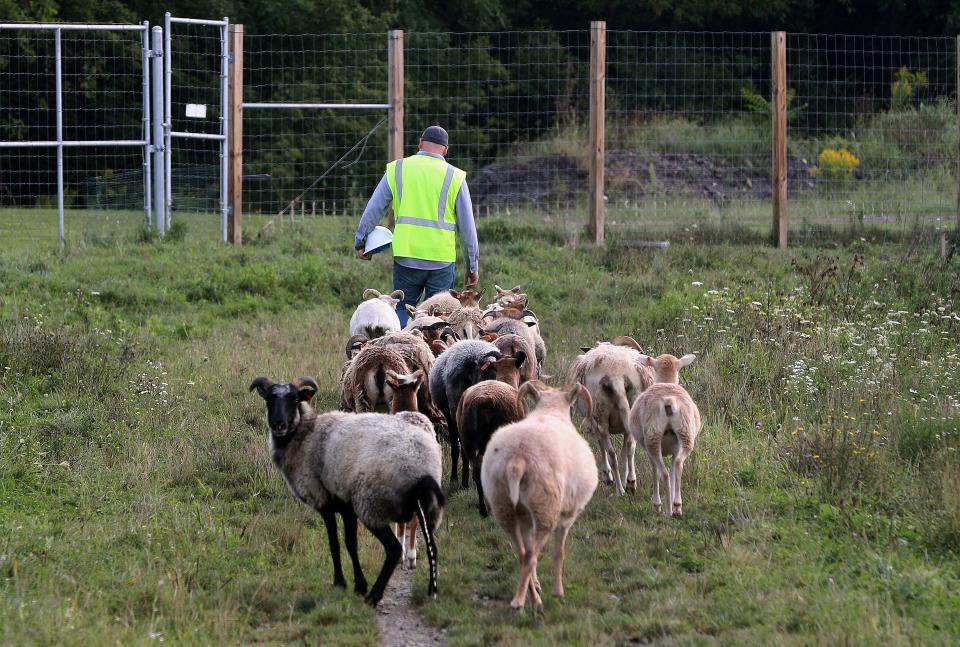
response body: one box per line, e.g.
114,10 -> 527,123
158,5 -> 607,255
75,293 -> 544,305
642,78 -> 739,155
354,151 -> 479,273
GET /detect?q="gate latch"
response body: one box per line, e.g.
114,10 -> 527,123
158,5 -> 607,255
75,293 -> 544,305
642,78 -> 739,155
146,48 -> 163,58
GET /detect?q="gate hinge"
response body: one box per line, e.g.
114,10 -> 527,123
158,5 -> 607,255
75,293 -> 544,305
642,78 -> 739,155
146,48 -> 163,58
227,52 -> 235,63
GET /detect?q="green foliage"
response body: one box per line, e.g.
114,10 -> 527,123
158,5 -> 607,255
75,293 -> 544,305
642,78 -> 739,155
891,66 -> 929,110
740,85 -> 806,122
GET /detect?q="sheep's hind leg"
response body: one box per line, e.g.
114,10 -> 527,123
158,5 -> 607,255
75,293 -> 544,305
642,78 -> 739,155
319,508 -> 347,589
670,446 -> 691,518
644,443 -> 669,514
599,428 -> 625,495
341,508 -> 367,595
364,525 -> 403,607
621,434 -> 638,493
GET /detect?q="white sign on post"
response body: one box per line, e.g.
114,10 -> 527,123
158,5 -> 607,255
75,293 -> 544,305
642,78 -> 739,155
185,103 -> 207,118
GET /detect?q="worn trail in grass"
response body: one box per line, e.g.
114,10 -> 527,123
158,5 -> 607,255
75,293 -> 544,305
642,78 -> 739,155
1,216 -> 959,645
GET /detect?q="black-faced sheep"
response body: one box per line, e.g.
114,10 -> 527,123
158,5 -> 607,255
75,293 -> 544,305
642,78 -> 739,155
250,376 -> 445,606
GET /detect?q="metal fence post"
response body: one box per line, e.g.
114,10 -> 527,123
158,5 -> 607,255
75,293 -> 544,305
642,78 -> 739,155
772,31 -> 788,248
141,23 -> 152,227
54,27 -> 64,250
151,26 -> 166,234
164,13 -> 172,230
588,21 -> 606,244
220,17 -> 230,242
387,29 -> 403,228
228,24 -> 244,245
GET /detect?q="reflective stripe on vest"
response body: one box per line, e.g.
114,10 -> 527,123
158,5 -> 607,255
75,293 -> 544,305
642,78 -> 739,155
387,155 -> 465,263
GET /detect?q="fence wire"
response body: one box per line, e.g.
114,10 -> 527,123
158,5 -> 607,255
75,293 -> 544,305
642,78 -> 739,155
405,31 -> 590,221
606,31 -> 769,230
242,33 -> 388,231
789,34 -> 957,230
0,27 -> 146,248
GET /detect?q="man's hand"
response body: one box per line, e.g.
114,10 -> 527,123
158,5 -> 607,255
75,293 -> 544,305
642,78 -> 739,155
465,270 -> 479,288
356,246 -> 372,261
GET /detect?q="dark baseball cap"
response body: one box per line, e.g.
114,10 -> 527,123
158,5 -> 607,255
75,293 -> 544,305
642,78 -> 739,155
420,125 -> 449,147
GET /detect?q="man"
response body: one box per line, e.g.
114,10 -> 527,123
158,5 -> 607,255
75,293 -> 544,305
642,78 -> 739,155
354,125 -> 479,327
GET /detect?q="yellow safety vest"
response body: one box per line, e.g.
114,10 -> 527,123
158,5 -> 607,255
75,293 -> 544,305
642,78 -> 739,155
387,154 -> 466,263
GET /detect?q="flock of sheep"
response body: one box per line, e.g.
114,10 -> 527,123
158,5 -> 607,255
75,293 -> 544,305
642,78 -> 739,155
250,285 -> 702,611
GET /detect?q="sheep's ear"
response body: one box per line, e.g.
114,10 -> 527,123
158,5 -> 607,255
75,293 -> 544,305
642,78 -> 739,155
510,285 -> 522,293
570,383 -> 592,419
494,284 -> 505,294
579,346 -> 592,353
638,354 -> 657,370
412,369 -> 425,387
390,289 -> 404,301
290,377 -> 319,402
513,350 -> 526,369
249,377 -> 274,399
518,381 -> 542,408
524,320 -> 537,328
405,304 -> 418,317
385,370 -> 400,389
448,289 -> 461,299
478,353 -> 499,372
678,354 -> 697,369
409,328 -> 425,339
362,288 -> 382,300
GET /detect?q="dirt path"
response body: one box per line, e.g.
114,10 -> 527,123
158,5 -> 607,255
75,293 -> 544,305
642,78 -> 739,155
376,566 -> 446,647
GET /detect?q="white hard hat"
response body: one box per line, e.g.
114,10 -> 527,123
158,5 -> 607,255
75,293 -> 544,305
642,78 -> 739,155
364,225 -> 393,255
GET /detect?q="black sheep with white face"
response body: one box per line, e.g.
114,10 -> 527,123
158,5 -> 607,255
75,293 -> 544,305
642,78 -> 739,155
428,340 -> 501,487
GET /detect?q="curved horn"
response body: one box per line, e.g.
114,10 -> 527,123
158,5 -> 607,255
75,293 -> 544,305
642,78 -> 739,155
249,376 -> 274,395
290,376 -> 319,401
362,288 -> 382,300
611,335 -> 643,352
389,289 -> 405,301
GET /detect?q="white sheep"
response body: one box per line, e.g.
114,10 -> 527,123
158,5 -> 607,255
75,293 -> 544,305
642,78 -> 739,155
481,381 -> 598,612
349,288 -> 404,339
627,353 -> 701,517
250,376 -> 445,605
568,336 -> 654,496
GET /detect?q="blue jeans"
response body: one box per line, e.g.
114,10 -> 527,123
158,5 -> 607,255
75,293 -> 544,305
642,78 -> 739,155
393,262 -> 455,326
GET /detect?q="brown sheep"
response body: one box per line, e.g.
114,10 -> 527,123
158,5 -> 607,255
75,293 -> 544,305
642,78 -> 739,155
455,352 -> 528,516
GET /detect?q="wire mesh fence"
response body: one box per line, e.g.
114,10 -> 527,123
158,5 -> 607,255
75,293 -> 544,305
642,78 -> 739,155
788,34 -> 956,231
2,25 -> 958,250
242,32 -> 388,231
405,31 -> 590,221
606,31 -> 771,230
0,25 -> 148,248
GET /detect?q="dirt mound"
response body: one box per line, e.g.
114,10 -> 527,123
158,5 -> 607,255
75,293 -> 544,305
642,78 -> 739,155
470,151 -> 818,211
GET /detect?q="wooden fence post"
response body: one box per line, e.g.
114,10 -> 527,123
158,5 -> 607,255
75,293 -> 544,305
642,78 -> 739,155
228,24 -> 243,245
588,21 -> 606,243
387,30 -> 404,229
771,31 -> 788,248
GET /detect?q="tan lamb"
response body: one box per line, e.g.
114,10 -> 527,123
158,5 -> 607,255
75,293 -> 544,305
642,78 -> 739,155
627,353 -> 701,517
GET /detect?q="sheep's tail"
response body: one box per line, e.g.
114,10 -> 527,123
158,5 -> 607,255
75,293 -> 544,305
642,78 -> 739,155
662,396 -> 677,417
374,365 -> 386,401
601,375 -> 632,433
506,456 -> 526,507
364,324 -> 388,340
402,475 -> 445,598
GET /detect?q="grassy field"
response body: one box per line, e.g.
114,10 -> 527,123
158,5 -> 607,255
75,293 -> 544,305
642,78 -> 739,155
2,216 -> 959,645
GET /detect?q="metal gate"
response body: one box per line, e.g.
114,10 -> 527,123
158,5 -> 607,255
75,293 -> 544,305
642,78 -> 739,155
0,22 -> 152,249
163,14 -> 229,241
